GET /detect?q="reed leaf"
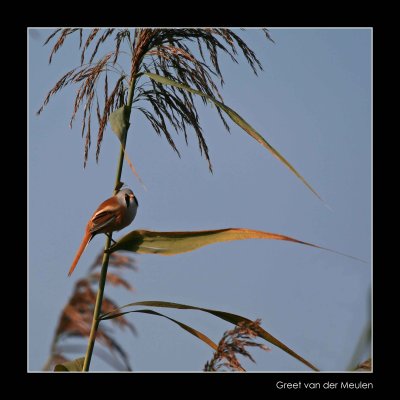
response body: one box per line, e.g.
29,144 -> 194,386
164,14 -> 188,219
144,72 -> 321,200
100,300 -> 318,371
108,228 -> 362,262
54,357 -> 85,372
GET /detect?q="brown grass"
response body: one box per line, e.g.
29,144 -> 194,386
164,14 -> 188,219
355,358 -> 372,371
204,319 -> 270,372
43,252 -> 137,371
37,28 -> 273,170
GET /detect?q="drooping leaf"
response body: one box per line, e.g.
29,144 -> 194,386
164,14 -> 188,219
106,309 -> 218,351
120,146 -> 147,190
54,357 -> 85,372
110,106 -> 146,189
100,300 -> 319,371
109,105 -> 130,142
109,228 -> 362,262
144,72 -> 322,201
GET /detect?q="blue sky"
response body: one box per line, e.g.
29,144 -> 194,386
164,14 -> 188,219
29,28 -> 371,372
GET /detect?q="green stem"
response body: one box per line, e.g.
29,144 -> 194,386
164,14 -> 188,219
82,74 -> 137,372
82,238 -> 111,371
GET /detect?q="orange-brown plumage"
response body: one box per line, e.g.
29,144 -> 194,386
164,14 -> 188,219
68,188 -> 138,276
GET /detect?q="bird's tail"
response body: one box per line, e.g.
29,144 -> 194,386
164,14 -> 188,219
68,231 -> 92,276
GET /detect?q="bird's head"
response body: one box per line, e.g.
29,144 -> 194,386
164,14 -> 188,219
118,188 -> 138,208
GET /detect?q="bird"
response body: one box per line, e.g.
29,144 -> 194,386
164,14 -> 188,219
68,188 -> 138,276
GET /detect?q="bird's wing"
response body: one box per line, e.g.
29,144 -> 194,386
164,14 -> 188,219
89,211 -> 116,234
